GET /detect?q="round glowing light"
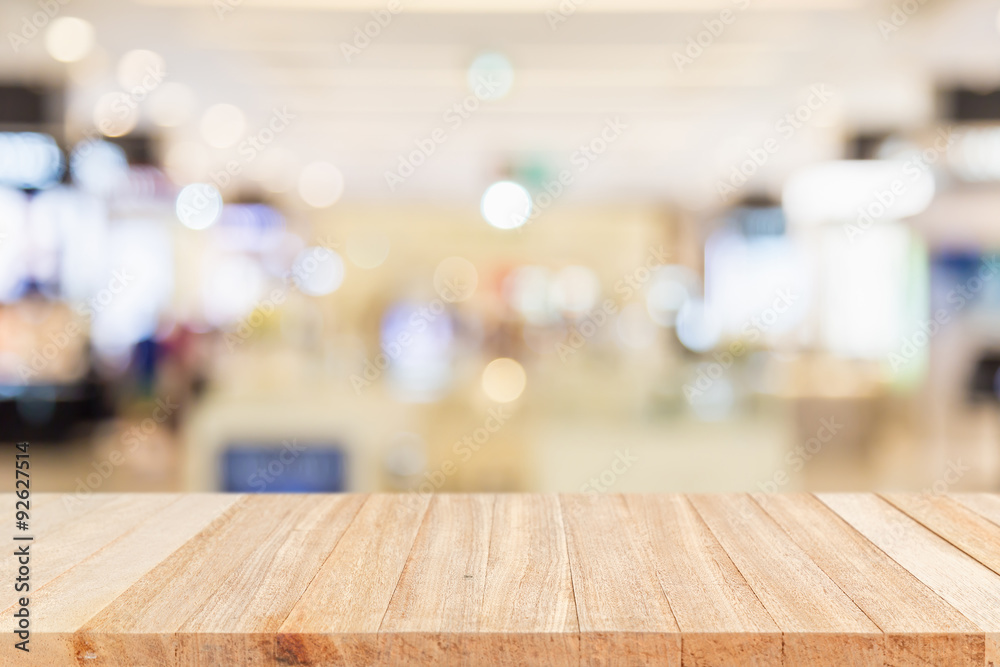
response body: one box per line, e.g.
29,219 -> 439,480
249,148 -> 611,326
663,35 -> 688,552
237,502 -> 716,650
45,17 -> 95,63
551,265 -> 600,315
148,82 -> 195,127
298,161 -> 344,208
481,357 -> 526,403
481,181 -> 531,229
346,229 -> 390,269
676,298 -> 721,352
468,52 -> 514,101
163,141 -> 210,184
175,183 -> 223,230
616,303 -> 657,349
434,256 -> 478,302
199,103 -> 246,149
292,246 -> 345,296
116,49 -> 165,90
70,139 -> 128,196
93,92 -> 138,137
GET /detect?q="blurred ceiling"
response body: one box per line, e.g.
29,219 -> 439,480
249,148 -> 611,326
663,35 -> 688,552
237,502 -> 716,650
2,0 -> 1000,208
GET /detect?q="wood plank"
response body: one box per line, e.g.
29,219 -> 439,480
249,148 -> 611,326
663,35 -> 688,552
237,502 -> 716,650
8,494 -> 241,666
277,493 -> 431,666
819,492 -> 1000,666
625,494 -> 781,667
688,493 -> 883,666
478,494 -> 578,666
560,493 -> 681,667
755,492 -> 984,666
952,493 -> 1000,529
1,493 -> 118,612
78,495 -> 308,665
180,494 -> 367,665
883,492 -> 1000,577
9,493 -> 1000,666
380,494 -> 495,666
1,494 -> 176,615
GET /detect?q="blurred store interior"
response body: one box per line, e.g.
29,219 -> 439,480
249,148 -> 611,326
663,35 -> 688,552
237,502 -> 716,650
2,0 -> 1000,495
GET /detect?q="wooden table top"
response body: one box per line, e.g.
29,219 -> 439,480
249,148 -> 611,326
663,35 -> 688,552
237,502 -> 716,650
4,493 -> 1000,666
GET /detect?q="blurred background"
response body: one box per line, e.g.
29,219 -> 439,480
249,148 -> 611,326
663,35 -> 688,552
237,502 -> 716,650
2,0 -> 1000,496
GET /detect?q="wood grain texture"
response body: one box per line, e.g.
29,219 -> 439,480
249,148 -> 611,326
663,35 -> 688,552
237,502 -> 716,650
626,494 -> 781,667
688,494 -> 882,666
560,493 -> 681,667
883,493 -> 1000,577
14,494 -> 242,665
755,493 -> 984,666
953,493 -> 1000,528
819,492 -> 1000,667
277,493 -> 431,665
6,492 -> 1000,667
478,494 -> 578,666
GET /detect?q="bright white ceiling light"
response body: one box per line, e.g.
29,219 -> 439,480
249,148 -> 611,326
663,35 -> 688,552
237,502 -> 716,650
782,160 -> 935,226
175,183 -> 223,230
468,52 -> 514,101
200,103 -> 246,149
481,181 -> 532,229
45,17 -> 95,63
298,161 -> 344,208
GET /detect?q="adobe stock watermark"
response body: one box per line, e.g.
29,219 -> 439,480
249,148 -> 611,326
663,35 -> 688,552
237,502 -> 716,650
339,0 -> 403,62
579,449 -> 638,492
17,269 -> 134,382
888,255 -> 999,373
349,275 -> 474,393
521,117 -> 628,229
717,85 -> 834,202
62,396 -> 180,510
757,417 -> 843,492
209,107 -> 296,192
546,0 -> 587,31
384,75 -> 504,191
876,0 -> 929,39
247,439 -> 307,491
8,0 -> 73,53
69,64 -> 167,160
397,406 -> 511,513
224,236 -> 341,351
673,0 -> 751,72
683,289 -> 796,401
556,245 -> 670,362
844,127 -> 958,243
